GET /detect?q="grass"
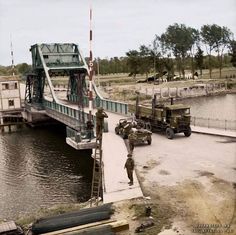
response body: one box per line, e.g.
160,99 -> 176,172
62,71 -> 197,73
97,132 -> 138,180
132,200 -> 176,235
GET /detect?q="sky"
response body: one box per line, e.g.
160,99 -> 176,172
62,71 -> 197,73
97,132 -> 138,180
0,0 -> 235,66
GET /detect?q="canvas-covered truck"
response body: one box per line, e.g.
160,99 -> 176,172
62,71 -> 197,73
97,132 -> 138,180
128,93 -> 191,139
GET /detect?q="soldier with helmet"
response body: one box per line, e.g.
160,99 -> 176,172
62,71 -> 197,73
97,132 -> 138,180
124,153 -> 135,186
95,107 -> 108,139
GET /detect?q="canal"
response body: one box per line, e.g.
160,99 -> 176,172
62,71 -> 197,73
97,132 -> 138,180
0,124 -> 93,220
176,94 -> 236,120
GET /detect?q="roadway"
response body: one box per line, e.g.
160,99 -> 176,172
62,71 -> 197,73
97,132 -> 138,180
102,111 -> 143,203
133,131 -> 236,234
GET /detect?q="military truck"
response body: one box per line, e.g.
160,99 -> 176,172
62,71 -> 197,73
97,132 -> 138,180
128,94 -> 191,139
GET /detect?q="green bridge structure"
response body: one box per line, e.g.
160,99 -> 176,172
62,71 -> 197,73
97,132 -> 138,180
23,43 -> 142,205
24,43 -> 130,141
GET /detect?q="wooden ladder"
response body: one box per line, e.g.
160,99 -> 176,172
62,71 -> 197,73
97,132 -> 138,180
90,137 -> 103,207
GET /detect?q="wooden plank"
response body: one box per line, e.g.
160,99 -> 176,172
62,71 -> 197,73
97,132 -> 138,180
0,221 -> 17,233
110,220 -> 129,232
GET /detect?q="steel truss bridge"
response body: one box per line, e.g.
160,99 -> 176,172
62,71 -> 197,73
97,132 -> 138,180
23,43 -> 136,205
24,43 -> 129,135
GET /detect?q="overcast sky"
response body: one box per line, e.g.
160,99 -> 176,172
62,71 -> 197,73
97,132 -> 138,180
0,0 -> 235,66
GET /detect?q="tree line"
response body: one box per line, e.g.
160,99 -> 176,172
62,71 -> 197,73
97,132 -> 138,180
0,23 -> 235,78
125,23 -> 236,79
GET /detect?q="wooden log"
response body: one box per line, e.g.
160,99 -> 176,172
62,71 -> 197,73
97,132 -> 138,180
40,219 -> 115,235
40,220 -> 129,235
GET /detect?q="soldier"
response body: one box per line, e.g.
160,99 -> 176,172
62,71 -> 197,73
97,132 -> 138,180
124,153 -> 134,186
86,120 -> 94,142
95,107 -> 108,139
123,123 -> 132,139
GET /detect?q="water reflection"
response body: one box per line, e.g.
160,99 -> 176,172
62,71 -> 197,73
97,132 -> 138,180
0,125 -> 93,220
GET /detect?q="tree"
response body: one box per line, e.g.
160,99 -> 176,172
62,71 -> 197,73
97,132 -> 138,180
17,63 -> 31,75
126,50 -> 140,78
188,27 -> 200,76
156,34 -> 175,78
229,40 -> 236,68
161,24 -> 199,78
214,26 -> 233,78
201,24 -> 216,78
194,46 -> 204,75
201,24 -> 233,78
139,45 -> 153,77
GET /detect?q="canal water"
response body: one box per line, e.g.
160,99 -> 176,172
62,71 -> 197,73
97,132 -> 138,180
176,94 -> 236,120
0,124 -> 93,220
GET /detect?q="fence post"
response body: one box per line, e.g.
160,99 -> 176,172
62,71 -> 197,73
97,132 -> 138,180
208,118 -> 210,128
194,116 -> 196,126
225,119 -> 227,131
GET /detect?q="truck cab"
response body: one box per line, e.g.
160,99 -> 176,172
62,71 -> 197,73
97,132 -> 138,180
164,104 -> 191,139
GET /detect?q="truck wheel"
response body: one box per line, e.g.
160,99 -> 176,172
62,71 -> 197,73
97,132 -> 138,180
184,127 -> 192,137
145,123 -> 152,131
147,138 -> 152,145
115,127 -> 119,135
130,143 -> 134,151
166,128 -> 174,139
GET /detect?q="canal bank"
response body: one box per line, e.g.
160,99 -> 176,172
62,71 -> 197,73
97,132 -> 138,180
191,126 -> 236,138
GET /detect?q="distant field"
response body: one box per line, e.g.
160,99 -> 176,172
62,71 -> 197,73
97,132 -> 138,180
95,67 -> 236,83
51,67 -> 236,90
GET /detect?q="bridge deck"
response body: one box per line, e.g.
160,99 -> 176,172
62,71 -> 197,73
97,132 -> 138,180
55,99 -> 143,203
102,112 -> 143,203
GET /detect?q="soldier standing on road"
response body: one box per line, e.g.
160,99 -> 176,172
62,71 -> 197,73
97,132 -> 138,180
124,153 -> 134,186
95,107 -> 108,139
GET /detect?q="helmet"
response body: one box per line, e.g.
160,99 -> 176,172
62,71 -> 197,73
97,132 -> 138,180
98,107 -> 104,112
127,153 -> 132,157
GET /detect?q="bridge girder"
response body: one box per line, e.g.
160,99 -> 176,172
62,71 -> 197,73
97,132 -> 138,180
26,43 -> 89,106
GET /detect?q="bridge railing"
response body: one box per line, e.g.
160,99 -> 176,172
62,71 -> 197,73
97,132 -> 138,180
191,116 -> 236,131
93,82 -> 130,115
66,126 -> 94,142
43,99 -> 95,128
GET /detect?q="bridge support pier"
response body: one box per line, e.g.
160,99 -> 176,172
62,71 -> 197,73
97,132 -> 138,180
22,108 -> 53,126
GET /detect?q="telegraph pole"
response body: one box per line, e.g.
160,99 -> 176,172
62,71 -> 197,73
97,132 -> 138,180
10,34 -> 15,76
88,7 -> 93,121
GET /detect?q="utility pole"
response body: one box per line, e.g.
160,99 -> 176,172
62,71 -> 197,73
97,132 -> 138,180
88,7 -> 93,122
10,34 -> 15,76
97,57 -> 100,86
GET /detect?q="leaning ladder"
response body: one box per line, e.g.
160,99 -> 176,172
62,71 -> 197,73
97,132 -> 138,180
90,137 -> 103,207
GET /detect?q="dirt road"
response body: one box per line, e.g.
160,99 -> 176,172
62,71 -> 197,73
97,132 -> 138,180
126,132 -> 236,234
104,110 -> 236,234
